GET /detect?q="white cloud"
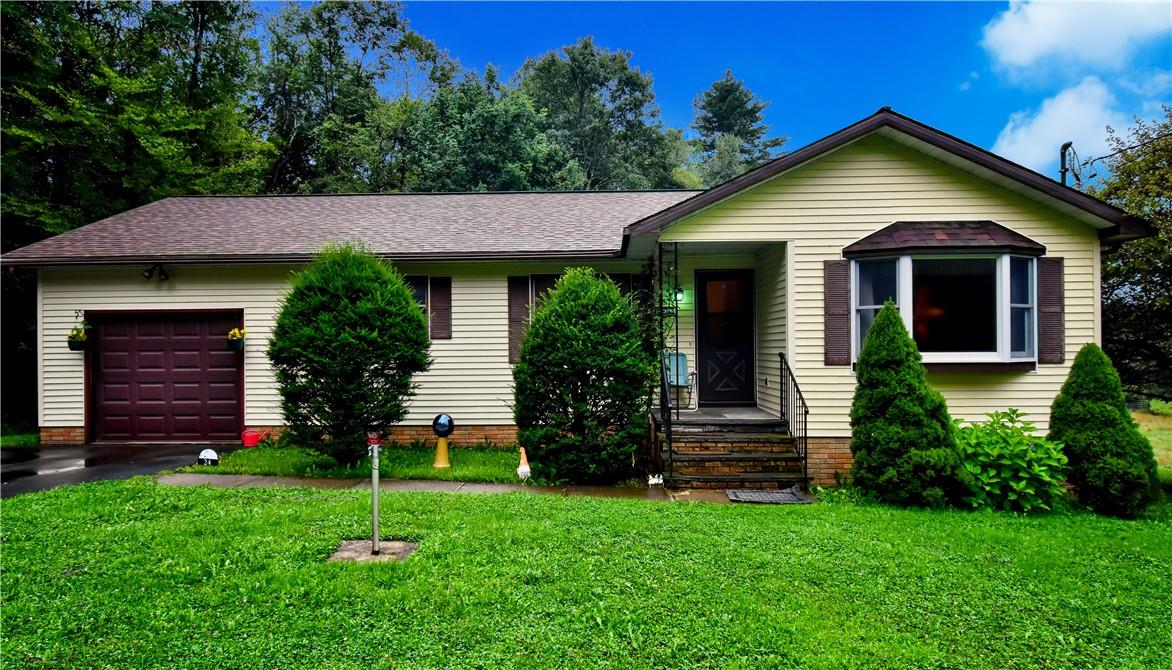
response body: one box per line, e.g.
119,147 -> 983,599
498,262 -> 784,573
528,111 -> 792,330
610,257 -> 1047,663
982,1 -> 1172,74
1119,69 -> 1172,96
957,71 -> 981,91
992,77 -> 1128,174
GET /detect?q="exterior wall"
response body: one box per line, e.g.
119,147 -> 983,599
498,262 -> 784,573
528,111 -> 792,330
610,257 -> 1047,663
755,244 -> 787,415
660,135 -> 1101,436
38,260 -> 640,437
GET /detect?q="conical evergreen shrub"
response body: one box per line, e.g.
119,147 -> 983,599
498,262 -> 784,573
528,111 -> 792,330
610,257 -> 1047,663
1048,343 -> 1161,518
849,302 -> 969,507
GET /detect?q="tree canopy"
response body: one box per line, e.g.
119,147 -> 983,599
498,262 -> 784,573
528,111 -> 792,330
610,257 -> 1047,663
692,70 -> 787,166
1086,106 -> 1172,400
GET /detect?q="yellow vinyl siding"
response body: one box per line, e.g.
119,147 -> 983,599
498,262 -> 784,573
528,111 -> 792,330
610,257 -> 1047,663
661,135 -> 1099,436
38,260 -> 640,430
755,244 -> 787,416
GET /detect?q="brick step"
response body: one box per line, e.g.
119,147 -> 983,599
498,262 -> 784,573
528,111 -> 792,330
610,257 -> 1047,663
669,422 -> 790,434
664,434 -> 796,455
665,472 -> 806,490
669,450 -> 800,462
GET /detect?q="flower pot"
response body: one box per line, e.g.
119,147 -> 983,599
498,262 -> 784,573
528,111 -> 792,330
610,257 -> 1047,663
67,339 -> 87,351
228,338 -> 245,352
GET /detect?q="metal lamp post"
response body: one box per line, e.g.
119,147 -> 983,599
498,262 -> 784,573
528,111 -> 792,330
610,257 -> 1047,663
366,431 -> 381,555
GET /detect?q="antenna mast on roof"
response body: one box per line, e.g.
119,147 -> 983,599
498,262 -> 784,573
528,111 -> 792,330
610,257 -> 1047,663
1059,141 -> 1073,185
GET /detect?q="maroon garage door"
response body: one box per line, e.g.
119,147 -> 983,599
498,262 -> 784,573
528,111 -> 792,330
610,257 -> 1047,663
91,311 -> 243,442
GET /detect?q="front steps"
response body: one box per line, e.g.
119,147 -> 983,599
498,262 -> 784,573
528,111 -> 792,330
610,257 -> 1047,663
655,420 -> 805,490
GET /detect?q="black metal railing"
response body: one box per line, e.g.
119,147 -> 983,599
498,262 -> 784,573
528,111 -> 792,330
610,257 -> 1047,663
778,352 -> 810,489
659,355 -> 674,480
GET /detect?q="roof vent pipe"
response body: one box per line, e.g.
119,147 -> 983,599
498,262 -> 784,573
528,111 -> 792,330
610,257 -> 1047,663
1059,141 -> 1073,185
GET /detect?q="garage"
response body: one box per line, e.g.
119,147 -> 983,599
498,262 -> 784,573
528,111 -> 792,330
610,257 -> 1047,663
90,311 -> 243,442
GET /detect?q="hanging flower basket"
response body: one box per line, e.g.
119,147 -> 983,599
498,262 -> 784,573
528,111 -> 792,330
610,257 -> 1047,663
67,320 -> 91,352
227,327 -> 247,352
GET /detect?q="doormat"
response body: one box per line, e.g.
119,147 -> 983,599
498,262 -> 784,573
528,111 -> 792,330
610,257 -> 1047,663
725,486 -> 813,504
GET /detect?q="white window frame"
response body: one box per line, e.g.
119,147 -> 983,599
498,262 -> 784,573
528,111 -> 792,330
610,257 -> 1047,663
850,254 -> 1037,364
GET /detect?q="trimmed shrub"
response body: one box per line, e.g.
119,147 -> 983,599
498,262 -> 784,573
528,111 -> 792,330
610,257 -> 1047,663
267,244 -> 431,464
849,302 -> 969,508
956,409 -> 1068,513
1048,343 -> 1161,518
1149,398 -> 1172,416
513,267 -> 655,484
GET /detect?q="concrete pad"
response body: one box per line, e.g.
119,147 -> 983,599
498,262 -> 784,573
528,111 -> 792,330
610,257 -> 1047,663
668,489 -> 732,505
362,480 -> 464,493
328,539 -> 418,563
261,476 -> 362,489
156,473 -> 263,488
455,482 -> 528,494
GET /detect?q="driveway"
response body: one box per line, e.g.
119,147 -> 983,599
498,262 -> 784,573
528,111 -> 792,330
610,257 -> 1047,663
1,444 -> 212,498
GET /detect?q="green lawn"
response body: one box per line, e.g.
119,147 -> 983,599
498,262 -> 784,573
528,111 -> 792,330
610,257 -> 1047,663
178,444 -> 521,483
0,431 -> 38,449
1133,410 -> 1172,488
3,479 -> 1170,669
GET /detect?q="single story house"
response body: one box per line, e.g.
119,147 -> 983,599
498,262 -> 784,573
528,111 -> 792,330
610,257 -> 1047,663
3,108 -> 1151,486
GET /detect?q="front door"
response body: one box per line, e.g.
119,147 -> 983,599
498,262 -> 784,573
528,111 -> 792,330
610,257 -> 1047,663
696,270 -> 755,405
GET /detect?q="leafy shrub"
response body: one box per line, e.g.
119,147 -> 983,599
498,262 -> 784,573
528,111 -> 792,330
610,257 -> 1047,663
1048,343 -> 1162,518
513,268 -> 655,484
267,244 -> 431,464
956,409 -> 1068,513
1149,398 -> 1172,416
849,302 -> 970,508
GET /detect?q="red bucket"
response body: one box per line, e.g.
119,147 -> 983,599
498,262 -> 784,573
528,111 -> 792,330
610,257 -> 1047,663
241,430 -> 264,448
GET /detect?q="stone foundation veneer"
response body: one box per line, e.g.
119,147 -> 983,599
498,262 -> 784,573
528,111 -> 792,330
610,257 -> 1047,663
245,424 -> 518,448
40,426 -> 86,446
805,437 -> 853,486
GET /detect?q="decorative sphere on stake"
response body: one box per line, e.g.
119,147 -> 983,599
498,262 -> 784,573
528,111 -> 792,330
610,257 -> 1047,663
432,414 -> 454,469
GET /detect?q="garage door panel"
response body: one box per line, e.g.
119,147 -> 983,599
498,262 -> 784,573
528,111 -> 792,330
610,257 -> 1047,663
92,312 -> 242,442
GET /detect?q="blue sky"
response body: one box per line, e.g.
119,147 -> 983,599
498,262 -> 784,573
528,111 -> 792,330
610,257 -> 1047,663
402,1 -> 1172,177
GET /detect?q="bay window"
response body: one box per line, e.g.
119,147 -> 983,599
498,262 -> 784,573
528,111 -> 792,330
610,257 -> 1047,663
853,255 -> 1038,363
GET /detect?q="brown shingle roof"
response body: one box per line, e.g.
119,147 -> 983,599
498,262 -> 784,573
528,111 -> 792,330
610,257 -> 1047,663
2,190 -> 700,266
842,220 -> 1046,258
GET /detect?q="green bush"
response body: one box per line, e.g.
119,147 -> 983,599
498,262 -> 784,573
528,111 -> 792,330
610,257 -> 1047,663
1048,343 -> 1162,518
849,302 -> 969,508
956,409 -> 1068,513
267,244 -> 431,464
1149,398 -> 1172,416
512,267 -> 655,484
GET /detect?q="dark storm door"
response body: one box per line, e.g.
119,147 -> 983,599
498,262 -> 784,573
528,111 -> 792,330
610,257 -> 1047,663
92,311 -> 243,442
696,270 -> 755,405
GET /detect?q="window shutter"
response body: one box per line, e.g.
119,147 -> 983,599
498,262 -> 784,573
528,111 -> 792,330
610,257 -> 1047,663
824,260 -> 851,366
429,277 -> 452,339
508,276 -> 529,364
609,273 -> 633,294
1037,257 -> 1064,364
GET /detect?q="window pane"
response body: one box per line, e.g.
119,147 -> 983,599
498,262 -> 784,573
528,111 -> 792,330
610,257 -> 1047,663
1011,306 -> 1033,357
1010,257 -> 1031,305
404,276 -> 428,309
912,258 -> 997,352
857,259 -> 898,307
531,274 -> 559,308
858,307 -> 880,351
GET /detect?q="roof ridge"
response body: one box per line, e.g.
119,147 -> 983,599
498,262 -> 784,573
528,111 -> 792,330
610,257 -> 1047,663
168,189 -> 705,199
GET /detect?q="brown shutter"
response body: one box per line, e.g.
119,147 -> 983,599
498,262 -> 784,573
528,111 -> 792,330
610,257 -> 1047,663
429,277 -> 452,340
1037,257 -> 1064,364
508,276 -> 530,364
824,260 -> 851,366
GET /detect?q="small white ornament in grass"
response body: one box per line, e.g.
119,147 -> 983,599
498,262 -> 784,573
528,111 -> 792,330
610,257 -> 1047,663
516,447 -> 531,480
647,473 -> 663,486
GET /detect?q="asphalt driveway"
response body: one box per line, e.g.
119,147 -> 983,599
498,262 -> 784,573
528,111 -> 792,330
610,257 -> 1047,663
1,444 -> 214,498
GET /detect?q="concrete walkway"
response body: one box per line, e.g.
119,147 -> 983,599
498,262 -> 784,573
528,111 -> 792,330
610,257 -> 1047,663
155,473 -> 732,504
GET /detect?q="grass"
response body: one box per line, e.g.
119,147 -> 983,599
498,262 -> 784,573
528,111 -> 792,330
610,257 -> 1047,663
178,444 -> 521,483
2,479 -> 1170,669
1133,410 -> 1172,489
1,422 -> 38,450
